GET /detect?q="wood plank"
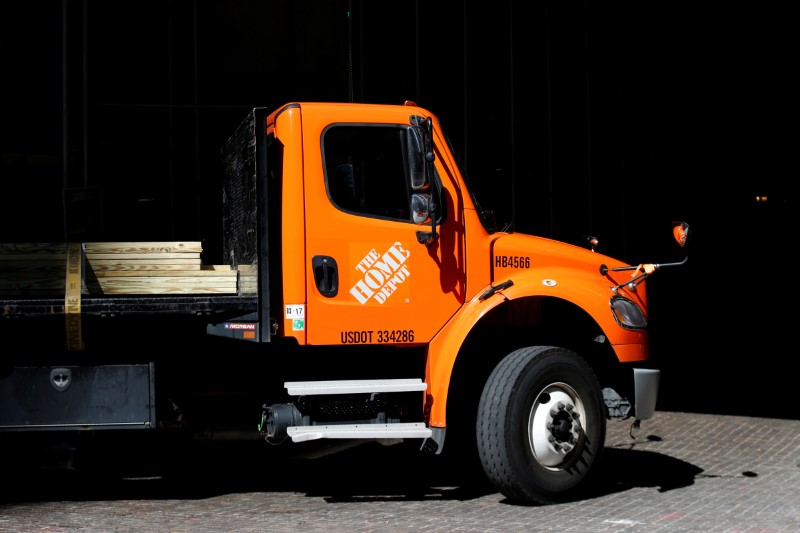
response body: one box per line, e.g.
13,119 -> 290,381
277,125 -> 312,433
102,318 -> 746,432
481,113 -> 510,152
0,243 -> 66,254
0,262 -> 67,272
87,258 -> 202,267
83,242 -> 203,254
84,252 -> 200,260
238,282 -> 258,294
95,277 -> 237,288
97,285 -> 238,295
0,255 -> 67,262
1,275 -> 238,292
237,262 -> 257,295
0,278 -> 66,290
90,267 -> 235,278
1,242 -> 203,254
86,263 -> 203,272
204,264 -> 234,271
0,279 -> 89,294
0,271 -> 65,278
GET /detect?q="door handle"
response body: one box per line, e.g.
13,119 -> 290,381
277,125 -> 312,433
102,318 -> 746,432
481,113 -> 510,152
312,255 -> 338,297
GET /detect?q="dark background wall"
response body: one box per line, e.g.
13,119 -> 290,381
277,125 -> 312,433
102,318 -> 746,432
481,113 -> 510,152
0,1 -> 795,418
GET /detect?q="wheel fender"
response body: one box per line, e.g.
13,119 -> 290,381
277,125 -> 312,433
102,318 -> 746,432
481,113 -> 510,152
426,283 -> 508,427
506,267 -> 647,346
426,269 -> 647,427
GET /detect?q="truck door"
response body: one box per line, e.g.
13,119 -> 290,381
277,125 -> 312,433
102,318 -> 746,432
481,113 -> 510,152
302,116 -> 466,346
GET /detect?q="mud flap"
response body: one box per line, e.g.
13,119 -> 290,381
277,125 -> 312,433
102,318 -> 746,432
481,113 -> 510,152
633,368 -> 660,420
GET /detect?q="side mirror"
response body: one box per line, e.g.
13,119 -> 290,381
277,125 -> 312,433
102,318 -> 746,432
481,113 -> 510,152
407,126 -> 428,191
408,117 -> 438,247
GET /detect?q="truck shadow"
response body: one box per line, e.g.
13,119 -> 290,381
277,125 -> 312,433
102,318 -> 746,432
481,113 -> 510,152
0,438 -> 708,505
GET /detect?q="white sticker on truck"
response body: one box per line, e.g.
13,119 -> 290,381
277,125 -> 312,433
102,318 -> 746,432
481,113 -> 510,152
285,304 -> 305,318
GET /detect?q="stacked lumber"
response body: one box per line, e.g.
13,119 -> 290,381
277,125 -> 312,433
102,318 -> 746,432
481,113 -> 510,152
0,242 -> 239,296
236,264 -> 258,295
0,243 -> 71,295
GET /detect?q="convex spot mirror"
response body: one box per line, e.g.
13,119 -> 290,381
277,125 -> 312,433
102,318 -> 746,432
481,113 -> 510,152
411,193 -> 432,225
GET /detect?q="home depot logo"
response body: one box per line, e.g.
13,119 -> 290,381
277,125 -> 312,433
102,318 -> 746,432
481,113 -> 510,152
349,242 -> 410,304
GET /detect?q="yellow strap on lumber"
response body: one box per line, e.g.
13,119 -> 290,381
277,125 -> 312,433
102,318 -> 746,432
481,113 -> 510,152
65,242 -> 84,351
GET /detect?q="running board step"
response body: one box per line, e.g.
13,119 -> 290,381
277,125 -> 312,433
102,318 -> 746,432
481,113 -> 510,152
287,422 -> 432,443
284,378 -> 427,396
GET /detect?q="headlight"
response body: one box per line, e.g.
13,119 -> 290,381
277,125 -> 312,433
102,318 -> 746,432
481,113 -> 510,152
609,296 -> 647,329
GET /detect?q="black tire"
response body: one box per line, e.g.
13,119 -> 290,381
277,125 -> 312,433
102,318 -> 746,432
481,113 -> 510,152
477,346 -> 606,504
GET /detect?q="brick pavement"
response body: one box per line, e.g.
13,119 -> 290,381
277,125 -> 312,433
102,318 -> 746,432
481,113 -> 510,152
1,411 -> 799,533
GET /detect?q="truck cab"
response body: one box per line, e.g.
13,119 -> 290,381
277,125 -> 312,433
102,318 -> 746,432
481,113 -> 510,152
219,102 -> 673,504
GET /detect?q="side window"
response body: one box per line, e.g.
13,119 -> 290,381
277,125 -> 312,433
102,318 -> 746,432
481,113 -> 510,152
323,124 -> 412,221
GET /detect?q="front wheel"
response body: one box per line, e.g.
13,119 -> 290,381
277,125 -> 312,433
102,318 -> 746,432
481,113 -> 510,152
477,346 -> 606,504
